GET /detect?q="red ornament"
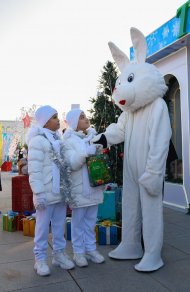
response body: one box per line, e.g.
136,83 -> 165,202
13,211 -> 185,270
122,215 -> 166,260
102,148 -> 109,154
119,152 -> 124,159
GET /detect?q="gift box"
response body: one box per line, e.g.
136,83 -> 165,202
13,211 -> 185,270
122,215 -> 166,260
16,214 -> 26,231
2,211 -> 18,232
97,221 -> 121,245
12,175 -> 34,213
115,187 -> 122,222
86,152 -> 113,187
65,218 -> 71,240
1,161 -> 12,171
98,191 -> 116,221
95,225 -> 99,242
23,217 -> 36,237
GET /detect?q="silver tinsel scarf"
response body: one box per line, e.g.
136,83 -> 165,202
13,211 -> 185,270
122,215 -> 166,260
49,142 -> 73,204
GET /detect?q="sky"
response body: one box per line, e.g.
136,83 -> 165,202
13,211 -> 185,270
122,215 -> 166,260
0,0 -> 185,121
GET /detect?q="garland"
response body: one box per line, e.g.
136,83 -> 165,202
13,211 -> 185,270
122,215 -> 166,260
49,142 -> 73,204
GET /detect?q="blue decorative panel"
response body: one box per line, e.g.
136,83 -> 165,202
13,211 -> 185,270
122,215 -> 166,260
130,6 -> 190,61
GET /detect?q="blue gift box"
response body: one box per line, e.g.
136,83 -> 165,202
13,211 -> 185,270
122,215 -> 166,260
65,218 -> 71,240
98,191 -> 116,221
98,225 -> 120,245
115,187 -> 122,222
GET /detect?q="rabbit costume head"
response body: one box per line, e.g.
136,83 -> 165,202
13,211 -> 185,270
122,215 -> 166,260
109,27 -> 167,112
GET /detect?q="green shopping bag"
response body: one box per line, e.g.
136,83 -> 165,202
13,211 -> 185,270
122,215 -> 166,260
86,150 -> 113,187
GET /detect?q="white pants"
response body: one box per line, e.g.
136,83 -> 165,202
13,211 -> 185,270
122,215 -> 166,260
34,202 -> 66,261
71,205 -> 98,254
122,177 -> 163,255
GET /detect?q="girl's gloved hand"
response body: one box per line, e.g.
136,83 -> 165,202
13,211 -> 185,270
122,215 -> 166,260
35,193 -> 47,210
86,144 -> 97,156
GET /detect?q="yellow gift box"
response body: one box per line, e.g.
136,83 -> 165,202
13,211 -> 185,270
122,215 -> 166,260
23,217 -> 36,237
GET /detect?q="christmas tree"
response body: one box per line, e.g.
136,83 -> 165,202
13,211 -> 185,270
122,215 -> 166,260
89,61 -> 124,186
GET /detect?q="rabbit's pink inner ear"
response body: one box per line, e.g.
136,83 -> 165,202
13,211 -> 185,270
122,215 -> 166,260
108,42 -> 129,72
130,27 -> 147,63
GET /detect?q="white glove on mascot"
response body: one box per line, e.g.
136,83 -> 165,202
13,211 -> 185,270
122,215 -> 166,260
93,27 -> 172,272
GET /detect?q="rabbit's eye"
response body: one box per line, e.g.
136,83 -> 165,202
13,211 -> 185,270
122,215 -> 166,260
128,73 -> 134,82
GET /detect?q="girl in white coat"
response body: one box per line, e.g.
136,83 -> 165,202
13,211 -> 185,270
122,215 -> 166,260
27,105 -> 75,276
63,109 -> 105,267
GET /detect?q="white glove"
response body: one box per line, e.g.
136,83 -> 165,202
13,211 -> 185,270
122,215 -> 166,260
139,172 -> 164,196
34,193 -> 47,210
86,144 -> 97,156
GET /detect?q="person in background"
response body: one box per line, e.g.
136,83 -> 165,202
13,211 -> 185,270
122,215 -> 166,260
63,109 -> 105,267
26,105 -> 75,277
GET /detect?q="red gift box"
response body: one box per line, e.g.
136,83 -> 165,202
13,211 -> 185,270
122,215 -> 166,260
16,214 -> 26,231
12,175 -> 35,213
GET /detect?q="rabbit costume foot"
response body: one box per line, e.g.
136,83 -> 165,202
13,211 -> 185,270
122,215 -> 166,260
108,242 -> 143,259
134,252 -> 164,272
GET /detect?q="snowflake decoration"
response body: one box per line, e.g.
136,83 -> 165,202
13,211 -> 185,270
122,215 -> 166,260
158,42 -> 164,50
162,26 -> 170,39
147,32 -> 157,48
172,19 -> 180,37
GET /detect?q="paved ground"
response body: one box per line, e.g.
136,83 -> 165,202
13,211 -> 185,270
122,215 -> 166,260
0,171 -> 190,292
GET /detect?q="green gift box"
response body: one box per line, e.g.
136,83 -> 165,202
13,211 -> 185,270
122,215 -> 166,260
86,152 -> 113,187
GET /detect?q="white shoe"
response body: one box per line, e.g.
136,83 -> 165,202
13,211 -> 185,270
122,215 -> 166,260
52,252 -> 75,270
73,253 -> 88,267
34,260 -> 50,276
108,242 -> 143,259
134,252 -> 164,272
86,250 -> 105,264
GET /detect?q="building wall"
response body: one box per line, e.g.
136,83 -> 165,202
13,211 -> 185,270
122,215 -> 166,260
154,48 -> 190,209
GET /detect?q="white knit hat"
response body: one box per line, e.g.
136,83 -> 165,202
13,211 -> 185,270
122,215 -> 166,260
66,109 -> 83,130
35,105 -> 58,127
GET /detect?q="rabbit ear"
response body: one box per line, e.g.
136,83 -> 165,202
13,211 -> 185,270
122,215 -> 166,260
130,27 -> 147,63
108,41 -> 129,72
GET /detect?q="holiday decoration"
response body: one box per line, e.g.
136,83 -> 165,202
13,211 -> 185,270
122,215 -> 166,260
8,134 -> 20,161
22,112 -> 31,128
89,61 -> 124,186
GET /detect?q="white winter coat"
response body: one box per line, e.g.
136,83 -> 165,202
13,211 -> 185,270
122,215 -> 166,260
26,126 -> 63,205
63,128 -> 104,208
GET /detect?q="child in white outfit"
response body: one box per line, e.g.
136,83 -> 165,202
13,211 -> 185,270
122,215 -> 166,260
27,105 -> 75,276
63,109 -> 105,267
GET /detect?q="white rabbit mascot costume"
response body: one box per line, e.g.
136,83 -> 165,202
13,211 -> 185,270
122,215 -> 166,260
93,28 -> 172,272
